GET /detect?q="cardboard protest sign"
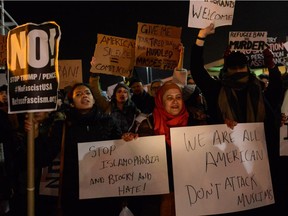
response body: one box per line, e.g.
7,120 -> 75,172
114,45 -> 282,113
58,59 -> 82,89
229,31 -> 267,68
39,156 -> 60,196
188,0 -> 235,29
135,22 -> 181,71
171,123 -> 274,216
0,34 -> 7,69
90,34 -> 135,78
7,22 -> 61,113
77,135 -> 169,199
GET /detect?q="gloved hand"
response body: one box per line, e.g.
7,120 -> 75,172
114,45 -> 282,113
263,48 -> 275,68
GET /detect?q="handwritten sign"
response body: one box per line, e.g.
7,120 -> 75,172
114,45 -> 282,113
188,0 -> 235,29
171,123 -> 274,216
77,135 -> 169,199
229,31 -> 267,68
135,22 -> 181,70
58,59 -> 82,89
7,22 -> 61,114
90,34 -> 135,78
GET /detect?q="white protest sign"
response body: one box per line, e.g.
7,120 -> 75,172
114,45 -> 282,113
171,123 -> 274,216
229,31 -> 267,68
58,59 -> 82,89
284,41 -> 288,52
188,0 -> 235,29
229,31 -> 267,52
267,37 -> 287,66
77,135 -> 169,199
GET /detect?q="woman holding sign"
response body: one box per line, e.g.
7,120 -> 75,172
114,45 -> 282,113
46,83 -> 124,216
153,81 -> 190,216
89,72 -> 141,135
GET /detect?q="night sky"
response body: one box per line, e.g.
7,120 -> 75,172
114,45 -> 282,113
3,0 -> 288,87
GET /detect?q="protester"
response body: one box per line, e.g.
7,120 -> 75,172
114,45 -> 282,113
89,73 -> 140,134
190,23 -> 283,215
153,81 -> 190,216
149,79 -> 163,97
46,83 -> 124,216
89,73 -> 161,215
129,77 -> 155,114
0,84 -> 19,130
183,75 -> 209,125
10,110 -> 65,216
0,109 -> 15,216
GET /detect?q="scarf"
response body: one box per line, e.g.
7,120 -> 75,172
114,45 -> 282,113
218,72 -> 265,122
153,82 -> 189,146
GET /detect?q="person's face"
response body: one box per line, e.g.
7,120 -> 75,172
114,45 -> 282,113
150,81 -> 162,97
227,65 -> 248,74
0,90 -> 7,103
187,78 -> 195,85
71,85 -> 95,113
115,87 -> 129,104
130,82 -> 143,95
162,88 -> 183,116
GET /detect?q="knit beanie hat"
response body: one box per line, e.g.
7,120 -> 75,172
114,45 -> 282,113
111,82 -> 130,100
224,51 -> 248,68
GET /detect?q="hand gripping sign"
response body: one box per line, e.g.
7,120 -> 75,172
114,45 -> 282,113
7,21 -> 61,114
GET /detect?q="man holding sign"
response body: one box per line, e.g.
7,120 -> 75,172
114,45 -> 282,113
189,23 -> 283,215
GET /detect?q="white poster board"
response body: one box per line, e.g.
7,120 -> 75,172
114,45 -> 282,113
171,123 -> 274,216
77,135 -> 169,199
229,31 -> 267,67
188,0 -> 235,29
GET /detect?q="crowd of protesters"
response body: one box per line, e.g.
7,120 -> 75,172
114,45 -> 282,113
0,23 -> 288,216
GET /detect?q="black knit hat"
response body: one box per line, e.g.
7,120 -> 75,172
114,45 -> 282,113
128,77 -> 142,88
225,51 -> 248,68
113,82 -> 129,94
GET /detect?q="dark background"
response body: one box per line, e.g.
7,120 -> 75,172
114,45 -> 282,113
3,0 -> 288,88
